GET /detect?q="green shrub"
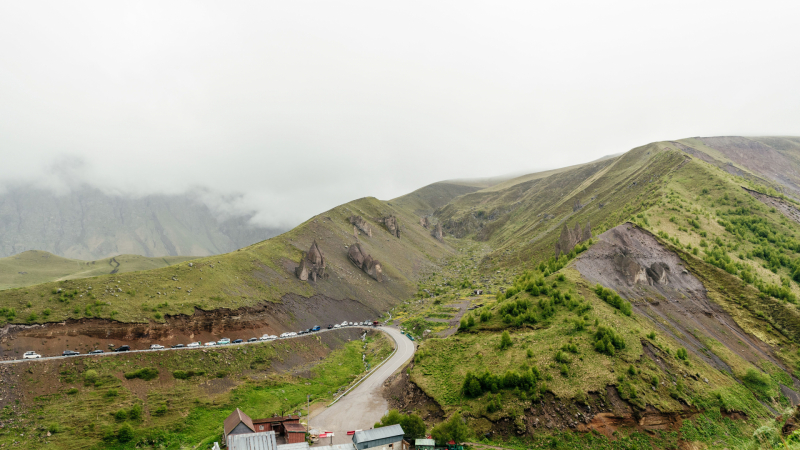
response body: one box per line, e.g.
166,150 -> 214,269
117,423 -> 134,442
499,331 -> 512,350
172,369 -> 205,380
84,369 -> 99,385
593,326 -> 625,356
128,404 -> 142,421
114,409 -> 128,422
66,388 -> 79,395
152,404 -> 168,417
104,389 -> 118,398
676,347 -> 688,360
48,423 -> 61,434
594,285 -> 632,316
124,368 -> 159,381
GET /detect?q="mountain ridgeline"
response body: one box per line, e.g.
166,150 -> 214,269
5,136 -> 800,449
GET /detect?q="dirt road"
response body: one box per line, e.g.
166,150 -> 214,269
310,327 -> 415,445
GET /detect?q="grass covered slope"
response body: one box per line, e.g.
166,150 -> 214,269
0,196 -> 452,325
0,250 -> 194,290
0,329 -> 392,449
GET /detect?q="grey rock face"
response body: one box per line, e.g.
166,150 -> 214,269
347,242 -> 382,282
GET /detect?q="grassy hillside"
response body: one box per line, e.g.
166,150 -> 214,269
392,139 -> 800,448
0,329 -> 392,449
0,196 -> 452,325
0,250 -> 193,290
6,136 -> 800,449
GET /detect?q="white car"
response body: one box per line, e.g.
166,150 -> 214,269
23,351 -> 41,359
334,324 -> 341,328
279,332 -> 289,338
205,342 -> 216,346
187,341 -> 200,348
150,344 -> 164,350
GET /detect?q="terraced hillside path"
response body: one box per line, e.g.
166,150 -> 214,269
310,327 -> 415,445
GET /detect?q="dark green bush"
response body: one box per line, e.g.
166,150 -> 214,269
124,368 -> 159,381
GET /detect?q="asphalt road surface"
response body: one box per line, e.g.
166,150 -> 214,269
310,326 -> 416,445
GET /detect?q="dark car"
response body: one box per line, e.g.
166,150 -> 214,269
327,324 -> 333,329
113,345 -> 131,352
172,344 -> 185,348
247,337 -> 258,342
62,350 -> 80,356
233,339 -> 243,344
88,349 -> 104,354
311,326 -> 321,332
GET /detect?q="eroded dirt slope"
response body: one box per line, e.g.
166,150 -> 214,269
574,223 -> 794,381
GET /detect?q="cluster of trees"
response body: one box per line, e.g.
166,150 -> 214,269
461,365 -> 542,398
374,410 -> 426,441
703,244 -> 796,302
593,326 -> 625,355
593,285 -> 632,316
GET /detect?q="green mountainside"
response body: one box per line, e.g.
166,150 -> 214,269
0,250 -> 193,290
5,137 -> 800,449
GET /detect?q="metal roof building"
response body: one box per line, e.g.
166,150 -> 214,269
276,443 -> 310,450
352,425 -> 405,450
227,430 -> 278,450
314,444 -> 356,450
414,439 -> 435,449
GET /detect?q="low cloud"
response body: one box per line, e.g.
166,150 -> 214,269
1,1 -> 798,228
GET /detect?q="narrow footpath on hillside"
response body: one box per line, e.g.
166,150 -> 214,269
309,326 -> 416,445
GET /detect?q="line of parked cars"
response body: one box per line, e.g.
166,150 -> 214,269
21,319 -> 378,359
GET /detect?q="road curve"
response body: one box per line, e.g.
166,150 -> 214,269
310,326 -> 416,445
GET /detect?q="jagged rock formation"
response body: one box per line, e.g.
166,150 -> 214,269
378,215 -> 401,239
432,223 -> 444,242
420,216 -> 429,228
295,241 -> 327,281
347,243 -> 382,282
572,197 -> 584,212
554,221 -> 592,258
349,216 -> 373,237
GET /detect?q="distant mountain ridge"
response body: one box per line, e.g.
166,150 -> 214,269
0,186 -> 283,259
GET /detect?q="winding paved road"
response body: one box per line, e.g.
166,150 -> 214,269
310,326 -> 416,445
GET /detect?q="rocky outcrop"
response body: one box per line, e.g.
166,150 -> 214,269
572,197 -> 584,212
420,216 -> 429,228
378,215 -> 401,239
295,241 -> 327,281
432,223 -> 444,242
347,243 -> 382,282
349,216 -> 373,237
554,221 -> 592,258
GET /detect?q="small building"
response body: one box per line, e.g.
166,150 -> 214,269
228,430 -> 278,450
414,439 -> 434,450
252,415 -> 301,434
284,422 -> 307,444
473,289 -> 483,295
224,408 -> 256,441
352,425 -> 405,450
277,443 -> 310,450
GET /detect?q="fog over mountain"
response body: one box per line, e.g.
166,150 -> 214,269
1,1 -> 799,248
0,185 -> 281,259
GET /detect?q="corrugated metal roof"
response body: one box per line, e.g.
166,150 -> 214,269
224,408 -> 256,437
352,425 -> 404,444
227,431 -> 277,450
277,442 -> 311,450
415,439 -> 435,446
314,444 -> 356,450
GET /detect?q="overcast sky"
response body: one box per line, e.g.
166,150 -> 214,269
1,1 -> 799,228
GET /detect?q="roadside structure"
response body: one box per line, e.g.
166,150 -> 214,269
414,439 -> 434,450
223,409 -> 308,448
352,425 -> 405,450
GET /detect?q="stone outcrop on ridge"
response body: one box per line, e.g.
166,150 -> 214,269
349,215 -> 373,237
554,221 -> 592,258
347,243 -> 382,282
295,240 -> 327,281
